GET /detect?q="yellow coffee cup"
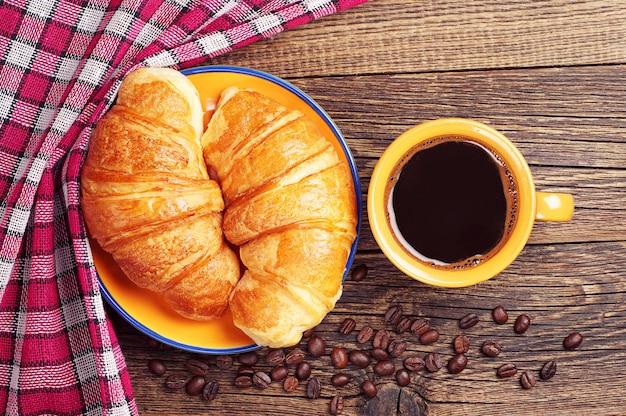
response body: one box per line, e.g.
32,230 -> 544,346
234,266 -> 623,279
368,118 -> 574,288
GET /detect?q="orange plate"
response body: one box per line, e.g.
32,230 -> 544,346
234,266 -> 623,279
93,65 -> 362,354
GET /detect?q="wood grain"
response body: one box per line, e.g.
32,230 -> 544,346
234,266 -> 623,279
116,1 -> 626,415
118,242 -> 626,414
209,0 -> 626,77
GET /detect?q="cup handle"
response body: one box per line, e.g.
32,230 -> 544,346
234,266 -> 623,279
535,192 -> 574,222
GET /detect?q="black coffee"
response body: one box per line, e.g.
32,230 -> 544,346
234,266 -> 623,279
387,135 -> 517,269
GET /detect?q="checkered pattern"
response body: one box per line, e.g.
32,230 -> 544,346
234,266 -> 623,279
0,0 -> 367,414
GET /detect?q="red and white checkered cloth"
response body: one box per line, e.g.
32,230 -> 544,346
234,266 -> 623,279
0,0 -> 366,414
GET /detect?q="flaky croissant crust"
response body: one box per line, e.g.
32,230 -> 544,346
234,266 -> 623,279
81,68 -> 239,321
203,87 -> 358,348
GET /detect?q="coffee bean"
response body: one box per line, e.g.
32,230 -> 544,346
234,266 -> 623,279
285,348 -> 306,365
252,371 -> 272,389
296,362 -> 312,381
148,359 -> 166,376
384,305 -> 403,325
447,354 -> 467,374
453,335 -> 470,354
238,352 -> 258,366
234,375 -> 253,388
373,329 -> 391,350
330,395 -> 344,415
164,374 -> 187,390
349,350 -> 371,368
373,360 -> 395,376
492,305 -> 508,324
540,360 -> 557,380
306,377 -> 322,399
403,356 -> 425,372
410,318 -> 430,336
371,347 -> 389,361
459,313 -> 479,329
388,338 -> 407,357
308,336 -> 326,357
303,326 -> 316,338
424,352 -> 443,372
186,375 -> 206,396
331,373 -> 351,387
520,371 -> 536,389
420,328 -> 440,345
396,317 -> 413,334
361,380 -> 377,398
350,264 -> 368,281
283,375 -> 299,392
357,326 -> 374,344
216,355 -> 233,370
202,381 -> 219,401
514,314 -> 531,334
266,349 -> 286,367
331,347 -> 348,368
481,340 -> 502,357
186,358 -> 209,376
497,363 -> 517,378
270,366 -> 289,381
563,332 -> 583,350
339,318 -> 357,335
237,365 -> 255,377
396,368 -> 411,387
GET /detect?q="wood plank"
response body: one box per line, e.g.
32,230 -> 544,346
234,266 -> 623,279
287,66 -> 626,142
209,0 -> 626,77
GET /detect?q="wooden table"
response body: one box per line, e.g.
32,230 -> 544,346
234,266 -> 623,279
112,1 -> 626,414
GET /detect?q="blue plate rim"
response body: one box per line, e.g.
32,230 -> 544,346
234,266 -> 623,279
98,65 -> 362,354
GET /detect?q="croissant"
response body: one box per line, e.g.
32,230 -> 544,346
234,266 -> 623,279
81,68 -> 240,321
202,87 -> 358,348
